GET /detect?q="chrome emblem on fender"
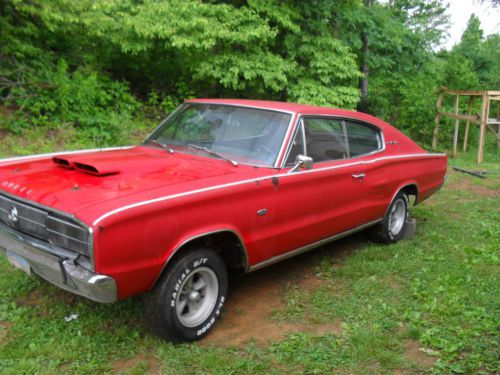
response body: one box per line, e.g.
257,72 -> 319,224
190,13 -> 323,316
8,206 -> 18,224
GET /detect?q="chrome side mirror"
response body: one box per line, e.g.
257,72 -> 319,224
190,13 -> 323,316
288,154 -> 313,173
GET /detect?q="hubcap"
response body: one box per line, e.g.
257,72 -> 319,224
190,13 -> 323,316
175,267 -> 218,328
188,290 -> 201,302
389,199 -> 406,236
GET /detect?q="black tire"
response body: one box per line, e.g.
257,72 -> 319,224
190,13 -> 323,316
144,248 -> 228,343
369,191 -> 409,244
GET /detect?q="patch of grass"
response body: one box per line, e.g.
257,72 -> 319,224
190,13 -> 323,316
0,117 -> 153,158
0,150 -> 498,374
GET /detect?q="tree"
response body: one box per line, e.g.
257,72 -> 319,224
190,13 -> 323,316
453,14 -> 500,88
456,15 -> 483,64
480,34 -> 500,88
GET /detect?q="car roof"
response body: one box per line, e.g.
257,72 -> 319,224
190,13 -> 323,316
186,98 -> 387,128
188,98 -> 330,113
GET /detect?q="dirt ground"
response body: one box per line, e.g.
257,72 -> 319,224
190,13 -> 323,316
0,321 -> 12,345
202,235 -> 363,348
112,235 -> 364,373
446,174 -> 499,198
113,353 -> 161,375
403,340 -> 437,368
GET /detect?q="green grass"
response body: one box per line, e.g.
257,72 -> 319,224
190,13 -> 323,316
0,149 -> 499,374
0,119 -> 153,158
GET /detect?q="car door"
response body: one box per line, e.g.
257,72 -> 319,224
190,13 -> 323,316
268,116 -> 374,257
344,119 -> 390,221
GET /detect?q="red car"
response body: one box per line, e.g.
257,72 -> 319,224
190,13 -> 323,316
0,99 -> 447,342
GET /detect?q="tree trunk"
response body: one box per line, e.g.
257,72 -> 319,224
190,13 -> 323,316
359,31 -> 369,112
358,0 -> 373,113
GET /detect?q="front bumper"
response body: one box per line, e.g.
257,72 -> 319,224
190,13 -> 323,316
0,222 -> 117,303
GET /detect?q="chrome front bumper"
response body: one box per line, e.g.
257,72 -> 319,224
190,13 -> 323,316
0,222 -> 117,303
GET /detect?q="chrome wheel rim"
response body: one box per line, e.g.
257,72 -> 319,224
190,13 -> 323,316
175,267 -> 219,328
389,199 -> 406,236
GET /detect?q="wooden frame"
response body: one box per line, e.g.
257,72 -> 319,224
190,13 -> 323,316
432,89 -> 500,164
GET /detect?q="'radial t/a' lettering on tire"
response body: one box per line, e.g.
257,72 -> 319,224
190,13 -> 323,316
144,248 -> 228,343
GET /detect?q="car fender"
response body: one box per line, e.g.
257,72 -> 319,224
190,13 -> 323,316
150,225 -> 249,289
386,181 -> 419,216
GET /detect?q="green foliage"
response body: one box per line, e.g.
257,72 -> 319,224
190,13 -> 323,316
4,0 -> 361,107
0,0 -> 498,148
0,0 -> 365,144
332,2 -> 498,146
0,1 -> 142,146
481,34 -> 500,88
334,0 -> 451,141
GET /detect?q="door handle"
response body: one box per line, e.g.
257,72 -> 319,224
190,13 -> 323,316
352,173 -> 366,179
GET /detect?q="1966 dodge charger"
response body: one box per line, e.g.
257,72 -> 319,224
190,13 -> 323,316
0,99 -> 447,342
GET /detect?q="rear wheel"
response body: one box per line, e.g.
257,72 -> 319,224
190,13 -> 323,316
144,248 -> 228,343
369,191 -> 409,243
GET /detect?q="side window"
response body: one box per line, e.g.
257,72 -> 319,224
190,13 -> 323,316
345,121 -> 382,157
303,118 -> 348,162
285,122 -> 305,166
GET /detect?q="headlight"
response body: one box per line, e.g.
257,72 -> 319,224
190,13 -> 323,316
46,215 -> 91,256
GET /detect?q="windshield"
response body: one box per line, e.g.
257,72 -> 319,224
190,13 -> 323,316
145,103 -> 292,167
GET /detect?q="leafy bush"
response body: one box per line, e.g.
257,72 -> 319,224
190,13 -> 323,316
4,60 -> 140,143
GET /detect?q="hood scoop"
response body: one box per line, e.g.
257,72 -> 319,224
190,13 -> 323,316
73,162 -> 119,176
53,156 -> 72,168
53,156 -> 120,176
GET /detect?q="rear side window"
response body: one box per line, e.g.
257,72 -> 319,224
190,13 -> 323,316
345,121 -> 382,157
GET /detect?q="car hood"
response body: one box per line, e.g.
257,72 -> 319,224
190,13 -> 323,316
0,146 -> 240,222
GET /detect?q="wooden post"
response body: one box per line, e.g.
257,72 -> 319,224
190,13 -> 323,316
452,94 -> 460,158
477,93 -> 490,164
497,102 -> 500,148
432,94 -> 443,149
463,97 -> 473,152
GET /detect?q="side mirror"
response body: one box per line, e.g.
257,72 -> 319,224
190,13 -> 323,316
288,154 -> 313,173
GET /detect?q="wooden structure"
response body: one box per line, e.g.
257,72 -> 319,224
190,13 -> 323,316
432,89 -> 500,164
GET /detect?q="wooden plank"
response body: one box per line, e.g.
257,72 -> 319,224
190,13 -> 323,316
477,94 -> 490,164
443,89 -> 500,96
432,94 -> 443,149
452,95 -> 460,158
463,97 -> 473,152
452,167 -> 487,179
497,102 -> 500,148
438,111 -> 482,124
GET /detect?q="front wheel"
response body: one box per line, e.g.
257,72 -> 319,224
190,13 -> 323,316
144,248 -> 228,343
369,191 -> 409,244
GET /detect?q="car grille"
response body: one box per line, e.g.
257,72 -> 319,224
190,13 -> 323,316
0,193 -> 91,256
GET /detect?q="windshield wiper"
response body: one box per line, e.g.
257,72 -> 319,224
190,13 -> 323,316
144,139 -> 174,154
186,144 -> 238,167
